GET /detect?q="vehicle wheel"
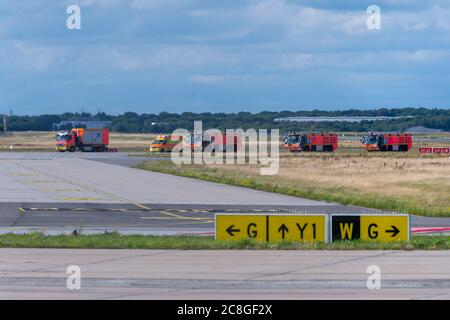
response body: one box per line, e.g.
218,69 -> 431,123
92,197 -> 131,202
160,149 -> 165,153
69,147 -> 75,152
98,146 -> 105,152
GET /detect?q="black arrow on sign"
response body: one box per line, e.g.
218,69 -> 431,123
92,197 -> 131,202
226,225 -> 240,237
385,225 -> 400,237
278,224 -> 289,239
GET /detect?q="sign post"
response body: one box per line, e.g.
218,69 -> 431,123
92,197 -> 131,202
419,147 -> 450,154
268,215 -> 327,242
215,213 -> 410,243
215,214 -> 267,241
215,214 -> 328,242
331,214 -> 410,242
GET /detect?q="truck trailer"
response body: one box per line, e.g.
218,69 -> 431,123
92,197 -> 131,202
285,132 -> 339,152
55,128 -> 109,152
361,133 -> 412,152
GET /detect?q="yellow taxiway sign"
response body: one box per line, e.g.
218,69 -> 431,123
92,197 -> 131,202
216,214 -> 327,242
331,214 -> 409,242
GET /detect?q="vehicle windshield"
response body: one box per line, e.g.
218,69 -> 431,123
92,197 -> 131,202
55,134 -> 70,142
362,136 -> 377,144
287,136 -> 300,144
153,140 -> 165,144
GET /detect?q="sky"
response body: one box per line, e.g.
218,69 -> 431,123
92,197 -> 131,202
1,0 -> 450,115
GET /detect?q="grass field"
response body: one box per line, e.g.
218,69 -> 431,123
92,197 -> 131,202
0,131 -> 157,152
1,131 -> 449,153
0,233 -> 449,250
137,151 -> 450,216
2,131 -> 449,217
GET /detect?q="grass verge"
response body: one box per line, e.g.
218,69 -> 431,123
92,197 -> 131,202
0,233 -> 449,250
135,161 -> 450,217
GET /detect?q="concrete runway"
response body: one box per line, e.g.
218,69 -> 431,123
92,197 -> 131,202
0,152 -> 449,300
0,152 -> 326,205
0,151 -> 329,234
0,152 -> 449,234
1,248 -> 449,300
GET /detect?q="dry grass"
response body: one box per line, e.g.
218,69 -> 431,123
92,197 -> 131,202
236,155 -> 450,211
139,150 -> 450,216
0,131 -> 157,151
0,131 -> 55,151
1,131 -> 448,153
2,131 -> 449,215
108,132 -> 157,151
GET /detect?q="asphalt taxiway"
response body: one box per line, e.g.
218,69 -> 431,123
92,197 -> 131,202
0,152 -> 326,205
0,152 -> 449,234
1,202 -> 449,235
0,152 -> 449,300
1,248 -> 449,299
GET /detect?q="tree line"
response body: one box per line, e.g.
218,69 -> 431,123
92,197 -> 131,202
1,108 -> 449,133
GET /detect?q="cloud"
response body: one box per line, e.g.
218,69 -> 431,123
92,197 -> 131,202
0,41 -> 65,72
189,74 -> 259,84
129,0 -> 192,10
2,0 -> 450,113
65,0 -> 194,10
189,75 -> 225,84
